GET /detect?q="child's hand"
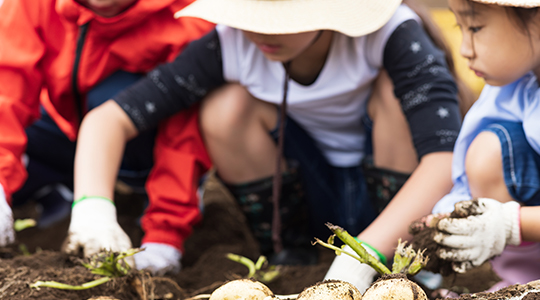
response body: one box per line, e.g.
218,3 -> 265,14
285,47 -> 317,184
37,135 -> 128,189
409,212 -> 450,235
62,197 -> 133,265
0,185 -> 15,247
433,198 -> 521,273
134,243 -> 182,276
323,244 -> 379,293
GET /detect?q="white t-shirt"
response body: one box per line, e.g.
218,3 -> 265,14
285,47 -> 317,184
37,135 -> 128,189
217,5 -> 420,167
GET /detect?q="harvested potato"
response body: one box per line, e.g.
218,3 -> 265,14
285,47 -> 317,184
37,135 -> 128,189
297,279 -> 362,300
209,279 -> 274,300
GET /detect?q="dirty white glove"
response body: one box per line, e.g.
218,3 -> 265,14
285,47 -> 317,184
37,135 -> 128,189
134,243 -> 182,276
63,197 -> 132,262
324,245 -> 380,293
0,184 -> 15,247
434,198 -> 521,273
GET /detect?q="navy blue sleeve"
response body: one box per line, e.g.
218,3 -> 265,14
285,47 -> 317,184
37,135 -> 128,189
113,29 -> 225,131
383,20 -> 461,159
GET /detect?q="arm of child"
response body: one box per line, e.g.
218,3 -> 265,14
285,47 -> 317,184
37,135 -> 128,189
65,29 -> 224,274
324,152 -> 453,290
359,152 -> 453,257
521,206 -> 540,242
63,100 -> 137,258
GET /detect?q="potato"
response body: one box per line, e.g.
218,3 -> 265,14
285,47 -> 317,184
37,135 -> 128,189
362,274 -> 427,300
209,279 -> 274,300
297,280 -> 362,300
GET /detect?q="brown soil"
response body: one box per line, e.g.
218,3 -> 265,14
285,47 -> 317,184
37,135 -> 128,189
1,174 -> 334,300
2,182 -> 538,300
436,281 -> 540,300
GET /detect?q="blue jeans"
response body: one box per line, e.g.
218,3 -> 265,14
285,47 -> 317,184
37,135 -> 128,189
12,70 -> 155,204
484,121 -> 540,205
271,114 -> 377,238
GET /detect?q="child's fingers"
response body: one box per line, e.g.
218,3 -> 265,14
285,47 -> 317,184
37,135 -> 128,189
433,232 -> 477,249
437,246 -> 480,262
436,216 -> 481,235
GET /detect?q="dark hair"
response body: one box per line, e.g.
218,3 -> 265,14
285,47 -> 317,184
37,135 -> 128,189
505,7 -> 540,39
403,0 -> 476,117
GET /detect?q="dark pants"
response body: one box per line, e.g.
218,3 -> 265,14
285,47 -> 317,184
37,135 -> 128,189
13,71 -> 156,205
272,115 -> 377,238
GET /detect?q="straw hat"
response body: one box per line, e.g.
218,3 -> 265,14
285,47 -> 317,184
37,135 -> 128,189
174,0 -> 402,37
471,0 -> 540,7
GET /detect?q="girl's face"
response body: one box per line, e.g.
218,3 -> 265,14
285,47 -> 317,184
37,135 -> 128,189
449,0 -> 540,86
76,0 -> 137,17
242,30 -> 323,62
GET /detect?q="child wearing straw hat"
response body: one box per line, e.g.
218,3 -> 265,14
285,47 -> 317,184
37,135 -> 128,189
418,0 -> 540,292
70,0 -> 467,291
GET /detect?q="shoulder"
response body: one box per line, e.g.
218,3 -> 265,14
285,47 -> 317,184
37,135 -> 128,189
365,4 -> 421,46
361,4 -> 421,67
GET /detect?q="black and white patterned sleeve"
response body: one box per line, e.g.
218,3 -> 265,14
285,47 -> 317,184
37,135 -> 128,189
112,29 -> 225,132
383,19 -> 461,159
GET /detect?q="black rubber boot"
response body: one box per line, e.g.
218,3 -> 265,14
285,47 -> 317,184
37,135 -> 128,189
224,167 -> 317,265
362,157 -> 411,214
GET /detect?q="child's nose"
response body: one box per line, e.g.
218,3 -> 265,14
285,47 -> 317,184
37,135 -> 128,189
460,34 -> 475,60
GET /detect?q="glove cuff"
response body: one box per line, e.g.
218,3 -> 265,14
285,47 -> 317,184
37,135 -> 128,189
73,195 -> 114,208
504,201 -> 521,246
71,196 -> 117,223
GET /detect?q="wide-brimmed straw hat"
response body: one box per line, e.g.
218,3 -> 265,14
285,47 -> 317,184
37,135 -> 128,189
471,0 -> 540,7
174,0 -> 402,37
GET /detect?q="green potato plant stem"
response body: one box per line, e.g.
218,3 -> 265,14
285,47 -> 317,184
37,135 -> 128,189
313,223 -> 428,276
226,253 -> 280,283
13,218 -> 37,232
30,277 -> 111,290
29,248 -> 141,291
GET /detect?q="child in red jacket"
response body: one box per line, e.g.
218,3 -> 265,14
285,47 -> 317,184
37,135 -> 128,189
0,0 -> 213,275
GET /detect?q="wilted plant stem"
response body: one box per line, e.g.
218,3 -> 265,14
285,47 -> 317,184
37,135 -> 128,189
30,277 -> 111,290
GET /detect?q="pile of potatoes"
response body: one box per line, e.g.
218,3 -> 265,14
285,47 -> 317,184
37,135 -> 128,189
207,276 -> 427,300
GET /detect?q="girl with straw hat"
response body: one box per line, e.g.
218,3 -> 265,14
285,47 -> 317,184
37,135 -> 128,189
418,0 -> 540,293
71,0 -> 466,291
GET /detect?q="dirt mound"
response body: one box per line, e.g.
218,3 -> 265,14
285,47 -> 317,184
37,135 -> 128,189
1,174 -> 332,300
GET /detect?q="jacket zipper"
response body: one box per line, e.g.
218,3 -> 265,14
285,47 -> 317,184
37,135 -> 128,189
72,22 -> 90,123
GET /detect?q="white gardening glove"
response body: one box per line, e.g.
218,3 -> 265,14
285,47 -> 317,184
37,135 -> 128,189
0,184 -> 15,247
324,245 -> 380,293
134,243 -> 182,276
63,197 -> 133,264
434,198 -> 521,273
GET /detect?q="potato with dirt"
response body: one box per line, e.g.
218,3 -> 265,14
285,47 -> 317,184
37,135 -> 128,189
297,280 -> 362,300
209,279 -> 274,300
